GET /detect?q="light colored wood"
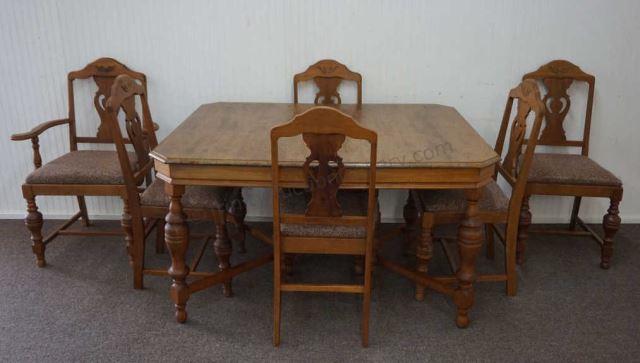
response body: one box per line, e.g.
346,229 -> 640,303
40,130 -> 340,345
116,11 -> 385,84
280,283 -> 364,293
282,236 -> 366,255
151,103 -> 498,168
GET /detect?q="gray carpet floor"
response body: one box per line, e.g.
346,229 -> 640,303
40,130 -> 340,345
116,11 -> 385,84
0,219 -> 638,362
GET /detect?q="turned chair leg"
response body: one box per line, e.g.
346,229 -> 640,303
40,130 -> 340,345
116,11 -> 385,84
77,196 -> 91,227
214,210 -> 233,297
569,196 -> 582,231
228,189 -> 247,253
155,219 -> 166,254
415,218 -> 434,302
121,199 -> 134,267
516,195 -> 531,265
601,196 -> 621,269
485,224 -> 495,260
403,192 -> 419,256
25,196 -> 45,267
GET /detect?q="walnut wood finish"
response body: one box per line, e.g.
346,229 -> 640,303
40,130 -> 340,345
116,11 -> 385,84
396,80 -> 545,309
521,60 -> 623,267
105,75 -> 262,303
150,102 -> 498,329
271,106 -> 377,347
10,58 -> 151,268
293,59 -> 363,105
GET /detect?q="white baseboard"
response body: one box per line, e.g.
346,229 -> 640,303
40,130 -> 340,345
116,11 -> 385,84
1,212 -> 638,224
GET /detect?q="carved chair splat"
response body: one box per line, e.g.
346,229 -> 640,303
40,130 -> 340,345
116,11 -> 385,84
293,59 -> 363,106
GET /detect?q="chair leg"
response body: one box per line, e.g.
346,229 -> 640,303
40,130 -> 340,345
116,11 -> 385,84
76,196 -> 91,227
155,219 -> 166,254
121,199 -> 134,268
214,210 -> 233,297
505,224 -> 518,297
228,189 -> 247,253
25,196 -> 45,267
273,250 -> 282,347
403,192 -> 419,256
569,196 -> 582,231
485,224 -> 495,260
415,219 -> 433,301
132,213 -> 146,290
516,195 -> 531,265
601,196 -> 621,269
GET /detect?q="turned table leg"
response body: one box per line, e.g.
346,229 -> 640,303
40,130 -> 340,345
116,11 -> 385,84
601,193 -> 621,269
25,196 -> 45,267
415,221 -> 433,301
164,184 -> 190,323
453,188 -> 483,328
228,188 -> 247,254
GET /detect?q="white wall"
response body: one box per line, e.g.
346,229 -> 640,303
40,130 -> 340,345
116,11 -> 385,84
1,0 -> 638,223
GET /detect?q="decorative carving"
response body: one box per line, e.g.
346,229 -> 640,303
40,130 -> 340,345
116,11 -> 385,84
540,78 -> 573,143
302,133 -> 346,217
25,197 -> 45,267
93,77 -> 115,139
601,197 -> 621,269
293,59 -> 363,105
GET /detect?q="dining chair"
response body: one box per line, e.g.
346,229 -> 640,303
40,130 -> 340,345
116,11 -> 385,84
105,74 -> 242,297
407,80 -> 545,297
271,106 -> 378,347
293,59 -> 363,105
10,57 -> 163,268
519,60 -> 623,268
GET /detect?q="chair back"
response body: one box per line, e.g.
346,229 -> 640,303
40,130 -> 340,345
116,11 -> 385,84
522,60 -> 595,155
271,106 -> 377,239
293,59 -> 362,105
105,74 -> 157,194
494,80 -> 545,214
67,57 -> 148,149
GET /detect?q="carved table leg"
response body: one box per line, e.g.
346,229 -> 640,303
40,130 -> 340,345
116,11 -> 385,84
403,192 -> 419,256
516,195 -> 531,265
228,188 -> 247,254
214,210 -> 233,297
453,188 -> 483,328
164,184 -> 190,323
77,196 -> 91,227
26,196 -> 45,267
415,221 -> 433,301
121,198 -> 134,267
601,194 -> 621,269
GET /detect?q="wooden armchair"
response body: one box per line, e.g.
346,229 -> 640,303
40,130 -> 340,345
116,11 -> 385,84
271,107 -> 378,347
293,59 -> 362,105
407,80 -> 545,298
106,74 -> 244,301
10,57 -> 157,268
518,60 -> 623,268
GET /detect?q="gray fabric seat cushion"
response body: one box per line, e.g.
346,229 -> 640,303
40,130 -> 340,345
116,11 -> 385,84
26,150 -> 136,185
140,179 -> 228,210
414,181 -> 509,214
280,190 -> 374,239
526,153 -> 622,187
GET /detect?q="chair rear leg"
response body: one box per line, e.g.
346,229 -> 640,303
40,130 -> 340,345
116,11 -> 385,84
121,199 -> 134,268
76,196 -> 91,227
516,196 -> 531,265
155,219 -> 166,254
601,196 -> 621,269
415,219 -> 434,301
485,223 -> 495,260
569,196 -> 582,231
214,210 -> 233,297
273,252 -> 282,347
132,215 -> 146,290
361,252 -> 373,347
25,196 -> 45,267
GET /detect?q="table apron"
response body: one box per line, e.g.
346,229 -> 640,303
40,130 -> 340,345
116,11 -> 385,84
154,162 -> 495,190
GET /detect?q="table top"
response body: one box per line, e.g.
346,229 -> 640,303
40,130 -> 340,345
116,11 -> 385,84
151,102 -> 499,169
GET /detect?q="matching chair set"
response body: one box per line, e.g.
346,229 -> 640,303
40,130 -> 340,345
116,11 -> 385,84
11,58 -> 623,347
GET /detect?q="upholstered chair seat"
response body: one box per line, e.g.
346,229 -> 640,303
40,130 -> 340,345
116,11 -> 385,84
26,150 -> 137,185
413,181 -> 509,214
526,153 -> 621,186
280,190 -> 374,238
140,179 -> 229,210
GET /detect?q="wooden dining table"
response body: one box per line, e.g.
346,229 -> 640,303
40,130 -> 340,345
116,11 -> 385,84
150,102 -> 499,328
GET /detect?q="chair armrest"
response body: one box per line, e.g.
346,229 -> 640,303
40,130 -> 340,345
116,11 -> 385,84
11,118 -> 70,141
